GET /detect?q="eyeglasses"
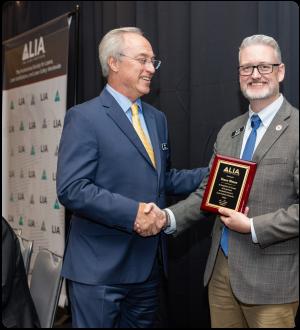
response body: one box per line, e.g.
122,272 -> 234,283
238,63 -> 281,76
119,53 -> 161,70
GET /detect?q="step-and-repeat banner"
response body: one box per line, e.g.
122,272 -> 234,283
2,14 -> 71,306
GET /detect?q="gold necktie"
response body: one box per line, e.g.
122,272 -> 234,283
131,103 -> 156,168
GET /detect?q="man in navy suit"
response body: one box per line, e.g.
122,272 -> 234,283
57,27 -> 207,328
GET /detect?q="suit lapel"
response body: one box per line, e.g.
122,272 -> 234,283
230,113 -> 248,158
252,100 -> 291,164
100,90 -> 156,169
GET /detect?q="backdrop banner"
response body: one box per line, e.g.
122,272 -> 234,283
2,14 -> 70,306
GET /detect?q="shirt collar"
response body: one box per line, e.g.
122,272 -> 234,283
105,84 -> 142,114
248,94 -> 284,129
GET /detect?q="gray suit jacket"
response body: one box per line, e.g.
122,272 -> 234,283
170,98 -> 299,304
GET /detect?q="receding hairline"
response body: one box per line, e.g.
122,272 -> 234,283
120,32 -> 151,48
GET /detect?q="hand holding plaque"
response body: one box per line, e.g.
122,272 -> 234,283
201,154 -> 256,214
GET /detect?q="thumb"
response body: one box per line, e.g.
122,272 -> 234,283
243,206 -> 250,217
218,207 -> 231,216
144,202 -> 155,214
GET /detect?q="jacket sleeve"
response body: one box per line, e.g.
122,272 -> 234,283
56,108 -> 139,233
165,167 -> 209,195
253,148 -> 299,247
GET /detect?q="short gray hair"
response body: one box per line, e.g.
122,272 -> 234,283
239,34 -> 282,63
98,27 -> 143,77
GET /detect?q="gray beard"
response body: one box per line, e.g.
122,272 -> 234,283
241,85 -> 279,101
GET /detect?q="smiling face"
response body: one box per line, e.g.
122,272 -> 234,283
108,33 -> 156,101
239,44 -> 285,109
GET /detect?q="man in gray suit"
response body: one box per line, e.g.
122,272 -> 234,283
147,34 -> 299,327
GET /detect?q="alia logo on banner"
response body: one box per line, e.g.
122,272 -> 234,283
22,36 -> 46,61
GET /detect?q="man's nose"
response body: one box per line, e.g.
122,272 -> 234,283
251,66 -> 262,78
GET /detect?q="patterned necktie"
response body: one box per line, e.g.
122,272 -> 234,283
131,103 -> 156,168
220,114 -> 261,256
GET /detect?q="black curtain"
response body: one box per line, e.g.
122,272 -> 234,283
2,1 -> 299,328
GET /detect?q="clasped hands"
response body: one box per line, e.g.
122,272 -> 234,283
134,203 -> 166,237
133,203 -> 252,237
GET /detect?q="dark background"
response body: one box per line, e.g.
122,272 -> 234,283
2,1 -> 299,328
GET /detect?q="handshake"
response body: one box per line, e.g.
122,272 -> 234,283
133,203 -> 168,237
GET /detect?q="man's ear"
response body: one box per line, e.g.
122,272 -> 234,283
108,56 -> 119,73
278,63 -> 285,83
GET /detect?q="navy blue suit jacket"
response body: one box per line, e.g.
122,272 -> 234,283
57,89 -> 207,285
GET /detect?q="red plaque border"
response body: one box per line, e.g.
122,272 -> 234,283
201,154 -> 257,214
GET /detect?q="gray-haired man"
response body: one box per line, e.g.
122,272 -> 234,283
150,34 -> 299,327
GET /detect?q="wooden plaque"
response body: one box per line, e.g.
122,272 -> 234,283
201,154 -> 257,214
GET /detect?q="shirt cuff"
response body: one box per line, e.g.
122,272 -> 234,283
250,218 -> 258,243
164,208 -> 177,234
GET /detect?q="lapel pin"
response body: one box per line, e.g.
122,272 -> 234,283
231,126 -> 245,138
275,125 -> 282,131
161,143 -> 168,151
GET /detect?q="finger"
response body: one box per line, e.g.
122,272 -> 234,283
219,216 -> 229,226
136,227 -> 147,235
243,206 -> 250,216
134,228 -> 142,235
143,230 -> 153,237
144,203 -> 155,214
151,227 -> 160,236
134,223 -> 141,231
219,215 -> 226,223
218,207 -> 231,216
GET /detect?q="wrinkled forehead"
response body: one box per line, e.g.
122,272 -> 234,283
239,44 -> 278,64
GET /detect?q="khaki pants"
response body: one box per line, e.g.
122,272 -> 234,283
208,249 -> 298,328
